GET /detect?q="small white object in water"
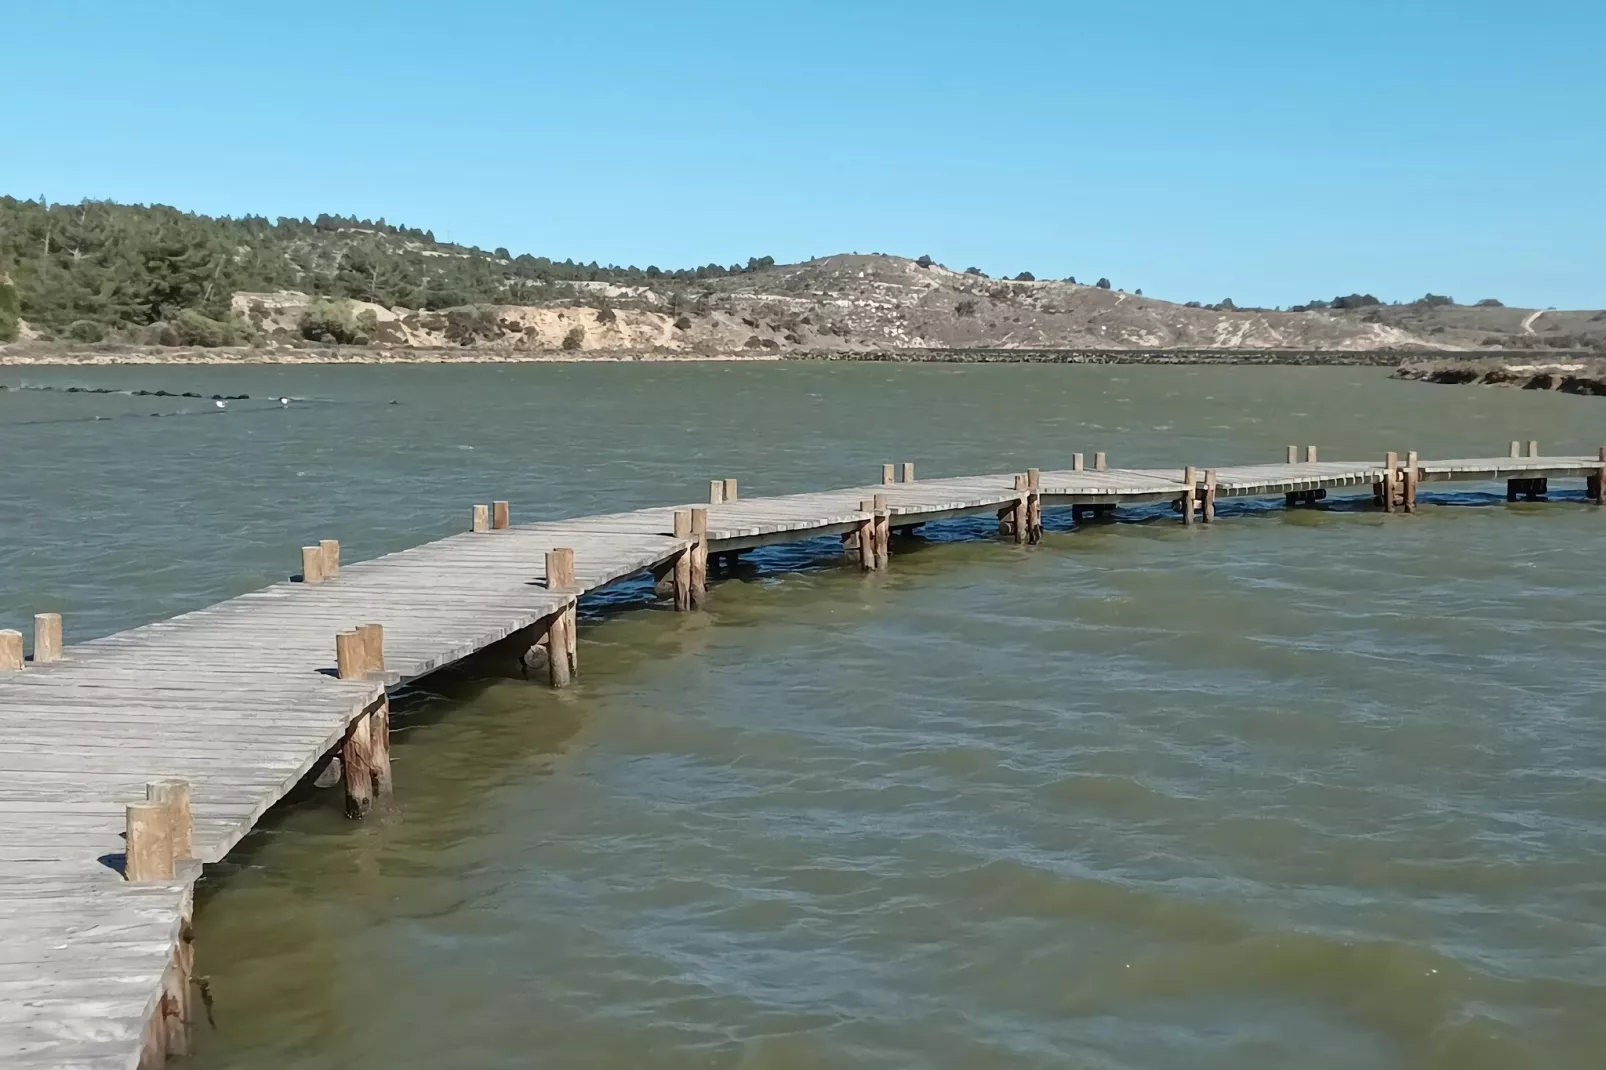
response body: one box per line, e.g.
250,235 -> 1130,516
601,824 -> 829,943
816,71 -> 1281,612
214,400 -> 226,409
279,397 -> 290,406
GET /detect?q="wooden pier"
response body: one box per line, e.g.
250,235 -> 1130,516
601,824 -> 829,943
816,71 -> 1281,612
2,444 -> 1602,1068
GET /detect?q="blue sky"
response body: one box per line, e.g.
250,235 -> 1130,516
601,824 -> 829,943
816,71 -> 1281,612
7,1 -> 1602,308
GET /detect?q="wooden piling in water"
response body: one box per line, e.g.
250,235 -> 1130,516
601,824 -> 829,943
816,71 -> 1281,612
1182,466 -> 1198,525
672,509 -> 693,610
472,504 -> 491,533
1592,448 -> 1606,505
690,508 -> 708,606
1384,452 -> 1399,513
368,697 -> 393,797
33,613 -> 62,663
320,539 -> 340,578
1203,469 -> 1217,522
544,548 -> 579,686
492,501 -> 510,530
342,710 -> 376,818
858,500 -> 878,569
1009,474 -> 1028,543
1405,451 -> 1419,513
873,493 -> 890,567
1026,468 -> 1042,543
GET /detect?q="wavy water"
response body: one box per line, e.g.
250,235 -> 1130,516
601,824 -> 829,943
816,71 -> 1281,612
3,365 -> 1604,1068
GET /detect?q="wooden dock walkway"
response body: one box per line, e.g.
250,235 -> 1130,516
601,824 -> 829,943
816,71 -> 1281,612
2,443 -> 1601,1068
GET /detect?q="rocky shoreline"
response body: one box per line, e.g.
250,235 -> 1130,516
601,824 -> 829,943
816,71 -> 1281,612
1394,357 -> 1606,395
4,342 -> 1581,368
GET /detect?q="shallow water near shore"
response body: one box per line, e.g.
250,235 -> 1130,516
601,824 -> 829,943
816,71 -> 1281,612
4,365 -> 1604,1069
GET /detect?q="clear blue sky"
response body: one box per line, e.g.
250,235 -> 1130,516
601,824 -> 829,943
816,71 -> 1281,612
7,0 -> 1603,308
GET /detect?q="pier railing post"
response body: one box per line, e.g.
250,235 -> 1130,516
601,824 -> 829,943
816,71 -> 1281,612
1095,452 -> 1108,472
1073,453 -> 1084,472
320,539 -> 340,578
723,478 -> 739,503
34,613 -> 62,662
124,800 -> 174,881
901,462 -> 915,483
1527,440 -> 1539,458
1305,446 -> 1318,463
472,504 -> 491,533
882,464 -> 895,486
1182,466 -> 1198,525
0,629 -> 23,671
146,779 -> 193,865
1509,441 -> 1521,458
1286,445 -> 1298,464
709,480 -> 725,504
492,501 -> 510,530
301,546 -> 324,583
335,631 -> 365,680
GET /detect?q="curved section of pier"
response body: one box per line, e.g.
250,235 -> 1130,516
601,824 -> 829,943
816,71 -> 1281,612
1,446 -> 1601,1068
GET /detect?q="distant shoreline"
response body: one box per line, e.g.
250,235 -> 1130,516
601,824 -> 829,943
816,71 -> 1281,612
7,344 -> 1591,369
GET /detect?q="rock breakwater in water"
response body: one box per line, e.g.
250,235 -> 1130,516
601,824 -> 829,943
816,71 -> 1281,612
1395,357 -> 1606,395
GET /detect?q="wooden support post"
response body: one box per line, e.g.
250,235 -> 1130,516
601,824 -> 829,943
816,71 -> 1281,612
1073,453 -> 1084,472
1592,447 -> 1606,505
146,779 -> 192,864
858,500 -> 877,570
723,478 -> 739,502
34,613 -> 62,662
1203,469 -> 1217,523
1509,440 -> 1521,458
1527,440 -> 1540,458
471,504 -> 490,533
357,623 -> 384,674
301,545 -> 324,583
1404,451 -> 1419,513
544,548 -> 579,685
901,462 -> 915,483
672,509 -> 693,611
1095,452 -> 1108,472
1506,478 -> 1520,503
368,697 -> 393,797
1026,468 -> 1042,543
1181,466 -> 1197,525
709,480 -> 726,504
342,709 -> 375,818
492,501 -> 510,530
545,608 -> 572,687
124,801 -> 173,881
335,630 -> 365,680
873,492 -> 890,567
882,463 -> 895,486
320,539 -> 340,578
689,508 -> 708,606
0,630 -> 20,672
1384,452 -> 1399,513
159,924 -> 192,1057
1286,445 -> 1298,464
1305,446 -> 1318,463
1010,474 -> 1028,544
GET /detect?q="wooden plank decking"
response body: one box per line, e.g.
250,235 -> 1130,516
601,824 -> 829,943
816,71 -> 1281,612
2,449 -> 1601,1068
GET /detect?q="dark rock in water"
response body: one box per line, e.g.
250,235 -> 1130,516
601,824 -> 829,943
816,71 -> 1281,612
390,400 -> 400,405
182,392 -> 201,398
155,390 -> 175,397
653,575 -> 675,599
313,757 -> 343,789
66,386 -> 83,392
520,640 -> 551,677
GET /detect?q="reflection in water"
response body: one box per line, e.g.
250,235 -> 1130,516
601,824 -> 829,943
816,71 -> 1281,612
4,365 -> 1604,1069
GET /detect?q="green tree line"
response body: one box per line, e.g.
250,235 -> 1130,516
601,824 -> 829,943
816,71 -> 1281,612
0,197 -> 776,343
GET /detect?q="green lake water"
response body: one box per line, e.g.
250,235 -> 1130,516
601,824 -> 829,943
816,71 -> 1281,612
3,364 -> 1603,1069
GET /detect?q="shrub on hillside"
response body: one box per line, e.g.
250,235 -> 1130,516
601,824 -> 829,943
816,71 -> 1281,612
1415,293 -> 1455,307
0,274 -> 19,342
595,305 -> 617,324
1014,271 -> 1035,282
562,326 -> 585,350
443,305 -> 499,345
1096,278 -> 1111,290
916,255 -> 934,268
955,299 -> 977,318
67,319 -> 107,343
173,309 -> 250,347
674,316 -> 692,330
1475,298 -> 1504,307
1331,293 -> 1381,310
299,298 -> 372,345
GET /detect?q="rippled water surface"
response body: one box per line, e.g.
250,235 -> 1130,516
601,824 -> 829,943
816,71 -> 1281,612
4,365 -> 1605,1069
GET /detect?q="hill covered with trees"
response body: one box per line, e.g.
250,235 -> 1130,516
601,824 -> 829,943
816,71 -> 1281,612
0,196 -> 776,343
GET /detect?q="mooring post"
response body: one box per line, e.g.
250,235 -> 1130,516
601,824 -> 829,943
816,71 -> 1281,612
367,696 -> 393,797
34,613 -> 63,662
146,779 -> 193,865
1405,451 -> 1420,513
672,509 -> 693,611
471,504 -> 491,533
335,630 -> 365,680
1509,441 -> 1521,459
723,478 -> 739,503
1203,469 -> 1218,522
320,539 -> 340,578
1095,452 -> 1108,472
857,499 -> 878,569
1181,466 -> 1198,525
124,800 -> 173,882
1592,447 -> 1606,505
0,630 -> 20,672
709,480 -> 725,505
492,501 -> 510,530
690,508 -> 709,606
1009,474 -> 1028,543
1073,453 -> 1084,472
902,462 -> 915,483
1384,452 -> 1399,513
1286,445 -> 1298,464
1305,446 -> 1318,463
301,546 -> 324,583
1527,440 -> 1540,458
882,464 -> 895,486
